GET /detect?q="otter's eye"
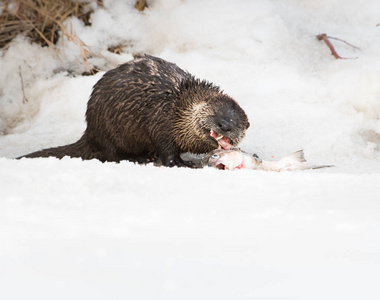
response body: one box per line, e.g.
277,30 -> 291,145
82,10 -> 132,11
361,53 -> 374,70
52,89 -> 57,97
211,154 -> 220,159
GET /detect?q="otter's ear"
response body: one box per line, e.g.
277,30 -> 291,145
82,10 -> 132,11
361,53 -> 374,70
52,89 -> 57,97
246,122 -> 250,129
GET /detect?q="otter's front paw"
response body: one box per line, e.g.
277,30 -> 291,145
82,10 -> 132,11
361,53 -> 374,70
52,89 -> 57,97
161,155 -> 197,168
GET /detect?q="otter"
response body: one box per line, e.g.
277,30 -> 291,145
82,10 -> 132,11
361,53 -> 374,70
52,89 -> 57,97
20,55 -> 250,167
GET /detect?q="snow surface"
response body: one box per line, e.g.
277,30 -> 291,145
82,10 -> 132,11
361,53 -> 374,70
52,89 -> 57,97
1,0 -> 380,299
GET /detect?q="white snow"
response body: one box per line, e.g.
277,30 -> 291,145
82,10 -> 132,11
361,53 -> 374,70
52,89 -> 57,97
1,0 -> 380,299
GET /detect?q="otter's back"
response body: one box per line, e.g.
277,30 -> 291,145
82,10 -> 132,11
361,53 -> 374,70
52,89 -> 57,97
85,55 -> 191,154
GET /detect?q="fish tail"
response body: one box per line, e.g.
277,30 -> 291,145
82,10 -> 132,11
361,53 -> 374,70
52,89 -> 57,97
287,150 -> 306,163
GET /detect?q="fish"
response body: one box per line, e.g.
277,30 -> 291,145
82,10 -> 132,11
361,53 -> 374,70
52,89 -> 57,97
204,148 -> 333,171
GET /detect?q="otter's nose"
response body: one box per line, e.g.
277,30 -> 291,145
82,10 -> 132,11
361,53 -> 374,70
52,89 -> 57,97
218,119 -> 233,132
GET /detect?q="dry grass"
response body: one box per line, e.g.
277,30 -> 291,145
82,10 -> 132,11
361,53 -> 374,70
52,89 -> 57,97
0,0 -> 148,73
0,0 -> 102,71
0,0 -> 99,47
135,0 -> 148,11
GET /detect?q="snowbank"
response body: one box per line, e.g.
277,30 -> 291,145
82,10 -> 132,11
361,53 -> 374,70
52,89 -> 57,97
1,0 -> 379,299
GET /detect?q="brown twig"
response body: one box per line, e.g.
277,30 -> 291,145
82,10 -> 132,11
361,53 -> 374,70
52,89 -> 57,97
317,33 -> 343,59
327,35 -> 360,50
316,33 -> 358,60
19,66 -> 28,103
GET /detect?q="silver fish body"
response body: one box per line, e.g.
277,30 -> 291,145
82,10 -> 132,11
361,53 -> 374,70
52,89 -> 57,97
205,148 -> 332,171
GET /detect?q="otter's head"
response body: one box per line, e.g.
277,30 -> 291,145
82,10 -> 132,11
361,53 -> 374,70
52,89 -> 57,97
174,91 -> 250,154
202,94 -> 250,150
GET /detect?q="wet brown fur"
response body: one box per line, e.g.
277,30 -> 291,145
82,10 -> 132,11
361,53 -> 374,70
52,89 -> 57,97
20,55 -> 250,166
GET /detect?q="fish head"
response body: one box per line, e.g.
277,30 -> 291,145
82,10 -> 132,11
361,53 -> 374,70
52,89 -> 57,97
205,148 -> 245,170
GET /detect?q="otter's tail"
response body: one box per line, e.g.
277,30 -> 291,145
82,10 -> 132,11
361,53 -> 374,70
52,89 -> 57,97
17,136 -> 98,160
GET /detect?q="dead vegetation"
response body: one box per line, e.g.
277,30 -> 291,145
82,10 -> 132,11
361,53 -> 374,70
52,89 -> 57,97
135,0 -> 148,12
0,0 -> 102,48
317,33 -> 360,60
0,0 -> 103,72
0,0 -> 149,72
